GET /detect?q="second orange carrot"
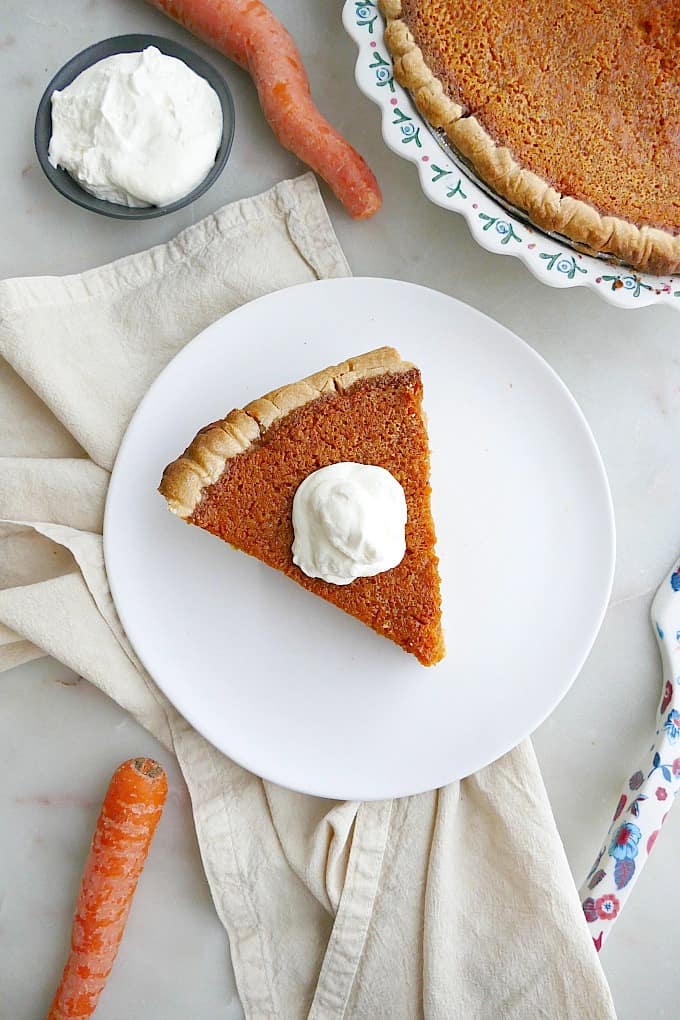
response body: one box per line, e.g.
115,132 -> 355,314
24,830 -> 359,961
47,757 -> 168,1020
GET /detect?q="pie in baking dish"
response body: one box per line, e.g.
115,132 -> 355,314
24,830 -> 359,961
159,347 -> 445,666
381,0 -> 680,274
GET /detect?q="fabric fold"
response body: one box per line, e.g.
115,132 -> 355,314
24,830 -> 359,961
0,457 -> 108,530
0,174 -> 615,1019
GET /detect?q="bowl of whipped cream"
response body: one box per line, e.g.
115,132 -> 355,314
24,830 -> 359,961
34,34 -> 235,219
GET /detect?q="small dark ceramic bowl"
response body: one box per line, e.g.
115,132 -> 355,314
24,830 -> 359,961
34,34 -> 235,219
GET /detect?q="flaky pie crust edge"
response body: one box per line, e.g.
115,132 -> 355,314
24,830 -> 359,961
158,346 -> 413,520
380,0 -> 680,275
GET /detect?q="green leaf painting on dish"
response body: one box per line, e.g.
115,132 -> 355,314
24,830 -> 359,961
368,50 -> 395,91
355,1 -> 378,31
539,252 -> 588,278
601,274 -> 653,298
445,178 -> 467,200
478,213 -> 521,244
430,164 -> 451,184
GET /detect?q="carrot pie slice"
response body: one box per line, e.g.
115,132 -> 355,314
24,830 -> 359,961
381,0 -> 680,274
159,347 -> 444,665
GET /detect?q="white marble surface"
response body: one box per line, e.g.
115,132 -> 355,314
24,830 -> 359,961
2,1 -> 680,1017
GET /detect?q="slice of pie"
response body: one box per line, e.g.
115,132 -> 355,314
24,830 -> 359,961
381,0 -> 680,274
159,347 -> 444,666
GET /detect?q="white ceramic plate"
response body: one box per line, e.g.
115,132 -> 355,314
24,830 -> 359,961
105,278 -> 615,799
342,1 -> 680,310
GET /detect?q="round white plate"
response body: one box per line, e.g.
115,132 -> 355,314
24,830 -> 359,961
342,1 -> 680,310
105,278 -> 615,800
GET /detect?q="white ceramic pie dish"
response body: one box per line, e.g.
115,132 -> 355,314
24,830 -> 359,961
342,1 -> 680,310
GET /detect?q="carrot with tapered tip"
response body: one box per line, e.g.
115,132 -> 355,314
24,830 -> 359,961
146,0 -> 382,219
47,757 -> 168,1020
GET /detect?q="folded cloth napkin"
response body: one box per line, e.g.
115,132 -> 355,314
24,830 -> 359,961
0,173 -> 615,1019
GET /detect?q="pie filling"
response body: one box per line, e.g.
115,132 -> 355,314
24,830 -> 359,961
400,0 -> 680,234
382,0 -> 680,274
189,369 -> 444,666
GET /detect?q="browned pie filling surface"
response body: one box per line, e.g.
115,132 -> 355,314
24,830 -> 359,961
191,369 -> 444,666
401,0 -> 680,232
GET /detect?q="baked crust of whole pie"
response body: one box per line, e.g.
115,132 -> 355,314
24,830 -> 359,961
380,0 -> 680,275
160,347 -> 445,666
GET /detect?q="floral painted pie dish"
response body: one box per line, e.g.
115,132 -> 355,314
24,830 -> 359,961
343,1 -> 680,309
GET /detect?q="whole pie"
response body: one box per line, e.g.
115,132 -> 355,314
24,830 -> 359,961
159,348 -> 445,666
381,0 -> 680,274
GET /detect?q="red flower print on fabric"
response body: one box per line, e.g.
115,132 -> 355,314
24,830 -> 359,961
595,894 -> 620,921
661,679 -> 673,714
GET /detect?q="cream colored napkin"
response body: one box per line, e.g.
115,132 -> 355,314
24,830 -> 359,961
0,174 -> 615,1020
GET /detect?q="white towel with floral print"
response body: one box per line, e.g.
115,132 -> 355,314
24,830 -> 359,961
0,174 -> 615,1020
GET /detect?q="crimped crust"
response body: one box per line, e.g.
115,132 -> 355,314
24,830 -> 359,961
159,347 -> 413,519
380,0 -> 680,275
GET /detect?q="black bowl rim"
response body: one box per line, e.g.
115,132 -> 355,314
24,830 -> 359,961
34,33 -> 235,220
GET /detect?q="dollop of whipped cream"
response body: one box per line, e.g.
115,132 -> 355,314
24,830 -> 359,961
292,462 -> 407,585
48,46 -> 223,207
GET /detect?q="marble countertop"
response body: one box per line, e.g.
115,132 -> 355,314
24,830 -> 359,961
2,1 -> 680,1017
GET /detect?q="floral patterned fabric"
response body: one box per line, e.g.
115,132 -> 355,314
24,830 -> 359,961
580,560 -> 680,950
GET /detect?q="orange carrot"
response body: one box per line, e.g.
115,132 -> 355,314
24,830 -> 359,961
146,0 -> 383,219
47,758 -> 168,1020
